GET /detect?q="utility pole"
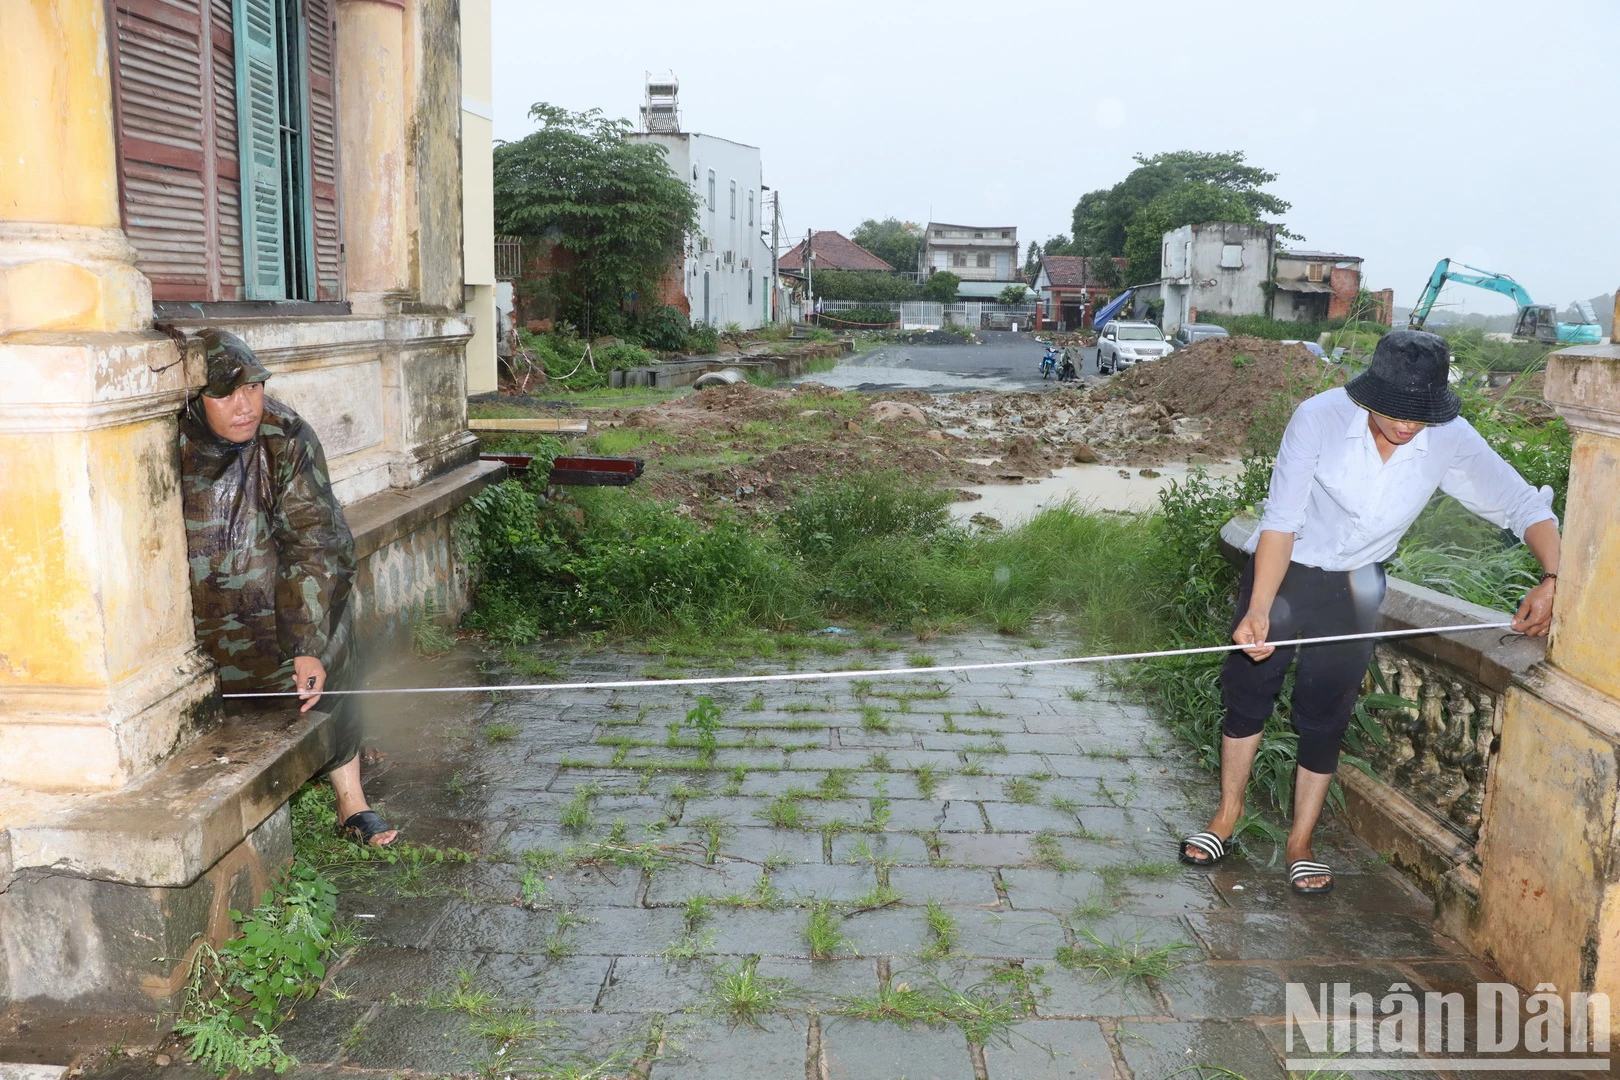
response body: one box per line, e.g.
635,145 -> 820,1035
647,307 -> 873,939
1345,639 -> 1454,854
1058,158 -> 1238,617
805,228 -> 814,321
769,192 -> 780,325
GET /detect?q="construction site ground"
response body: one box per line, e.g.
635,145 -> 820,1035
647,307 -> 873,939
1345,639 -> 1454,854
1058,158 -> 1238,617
470,334 -> 1346,522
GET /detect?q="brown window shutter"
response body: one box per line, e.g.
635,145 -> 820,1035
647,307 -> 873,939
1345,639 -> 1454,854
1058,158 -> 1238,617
111,0 -> 213,300
304,0 -> 343,300
210,0 -> 244,299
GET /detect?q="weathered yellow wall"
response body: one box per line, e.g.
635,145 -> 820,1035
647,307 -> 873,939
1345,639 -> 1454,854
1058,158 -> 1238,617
0,0 -> 120,227
1478,683 -> 1616,993
0,433 -> 105,687
1547,431 -> 1620,700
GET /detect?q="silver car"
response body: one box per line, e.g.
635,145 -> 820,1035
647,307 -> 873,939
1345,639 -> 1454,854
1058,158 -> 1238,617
1097,321 -> 1171,374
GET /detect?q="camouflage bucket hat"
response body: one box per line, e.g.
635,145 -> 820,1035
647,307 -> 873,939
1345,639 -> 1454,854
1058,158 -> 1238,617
199,327 -> 272,398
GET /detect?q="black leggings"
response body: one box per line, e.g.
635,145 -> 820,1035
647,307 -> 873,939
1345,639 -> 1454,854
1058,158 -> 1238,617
1220,559 -> 1386,775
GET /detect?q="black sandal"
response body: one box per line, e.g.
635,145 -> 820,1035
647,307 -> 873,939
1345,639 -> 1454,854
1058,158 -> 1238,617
342,810 -> 399,847
1179,831 -> 1231,867
1289,859 -> 1334,895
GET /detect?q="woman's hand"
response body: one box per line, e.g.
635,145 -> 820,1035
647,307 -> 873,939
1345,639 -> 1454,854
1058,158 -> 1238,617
293,655 -> 327,713
1512,579 -> 1556,637
1233,609 -> 1274,661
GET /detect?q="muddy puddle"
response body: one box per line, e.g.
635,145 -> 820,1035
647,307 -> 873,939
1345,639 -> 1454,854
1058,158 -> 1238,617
949,459 -> 1242,522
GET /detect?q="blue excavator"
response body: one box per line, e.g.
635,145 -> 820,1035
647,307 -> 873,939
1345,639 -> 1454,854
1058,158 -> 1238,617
1409,258 -> 1603,344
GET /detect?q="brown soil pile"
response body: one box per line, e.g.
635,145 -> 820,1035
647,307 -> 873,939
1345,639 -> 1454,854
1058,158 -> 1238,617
1113,335 -> 1344,449
622,382 -> 797,430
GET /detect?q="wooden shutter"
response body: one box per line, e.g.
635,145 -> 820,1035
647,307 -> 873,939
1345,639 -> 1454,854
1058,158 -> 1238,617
211,0 -> 244,299
304,0 -> 343,300
234,0 -> 286,299
111,0 -> 211,299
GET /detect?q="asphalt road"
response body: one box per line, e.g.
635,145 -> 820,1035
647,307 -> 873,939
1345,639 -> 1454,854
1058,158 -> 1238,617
804,332 -> 1106,394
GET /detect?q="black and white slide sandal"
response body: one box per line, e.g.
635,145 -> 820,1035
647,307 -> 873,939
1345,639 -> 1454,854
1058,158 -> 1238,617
1178,831 -> 1231,867
1289,859 -> 1335,895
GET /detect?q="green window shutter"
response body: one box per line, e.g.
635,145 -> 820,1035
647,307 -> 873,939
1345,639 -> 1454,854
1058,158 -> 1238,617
234,0 -> 285,299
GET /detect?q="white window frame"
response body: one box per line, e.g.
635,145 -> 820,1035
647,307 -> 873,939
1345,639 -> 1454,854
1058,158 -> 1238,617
707,170 -> 716,211
729,179 -> 736,219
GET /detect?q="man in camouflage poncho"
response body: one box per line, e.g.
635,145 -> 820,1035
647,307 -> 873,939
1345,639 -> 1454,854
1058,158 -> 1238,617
179,328 -> 396,845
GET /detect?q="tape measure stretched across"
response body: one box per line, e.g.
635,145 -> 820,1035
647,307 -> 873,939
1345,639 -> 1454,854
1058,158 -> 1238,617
221,621 -> 1517,700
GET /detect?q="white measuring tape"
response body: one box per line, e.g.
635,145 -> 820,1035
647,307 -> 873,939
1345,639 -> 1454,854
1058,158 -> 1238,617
221,621 -> 1518,700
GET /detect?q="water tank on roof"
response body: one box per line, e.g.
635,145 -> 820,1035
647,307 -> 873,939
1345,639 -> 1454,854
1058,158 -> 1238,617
640,72 -> 680,133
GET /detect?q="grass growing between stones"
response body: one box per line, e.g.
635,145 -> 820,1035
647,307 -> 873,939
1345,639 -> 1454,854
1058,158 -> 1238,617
707,958 -> 793,1026
919,901 -> 959,960
834,975 -> 1024,1048
1055,929 -> 1196,985
804,901 -> 854,958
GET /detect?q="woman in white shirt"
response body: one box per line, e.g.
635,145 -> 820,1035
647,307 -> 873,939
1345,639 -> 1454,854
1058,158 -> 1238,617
1177,330 -> 1560,895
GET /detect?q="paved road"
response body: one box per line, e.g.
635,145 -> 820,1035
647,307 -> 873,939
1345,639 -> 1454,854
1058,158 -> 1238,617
806,332 -> 1104,394
126,633 -> 1528,1080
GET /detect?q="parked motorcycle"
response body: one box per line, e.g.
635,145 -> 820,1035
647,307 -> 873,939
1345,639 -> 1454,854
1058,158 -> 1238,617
1057,351 -> 1078,382
1040,345 -> 1060,379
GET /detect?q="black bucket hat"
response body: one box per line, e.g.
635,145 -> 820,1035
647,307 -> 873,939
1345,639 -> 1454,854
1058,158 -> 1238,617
1345,329 -> 1460,424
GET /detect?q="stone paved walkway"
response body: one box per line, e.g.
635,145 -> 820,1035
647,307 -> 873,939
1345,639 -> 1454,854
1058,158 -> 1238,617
112,635 -> 1606,1080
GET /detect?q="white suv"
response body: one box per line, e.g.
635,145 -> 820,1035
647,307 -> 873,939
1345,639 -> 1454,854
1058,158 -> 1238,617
1097,321 -> 1170,374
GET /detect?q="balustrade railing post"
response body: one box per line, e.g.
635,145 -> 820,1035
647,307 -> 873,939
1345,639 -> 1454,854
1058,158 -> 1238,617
1477,341 -> 1620,1038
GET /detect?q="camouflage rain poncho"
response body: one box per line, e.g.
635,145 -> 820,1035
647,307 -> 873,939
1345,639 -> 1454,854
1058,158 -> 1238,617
178,394 -> 358,706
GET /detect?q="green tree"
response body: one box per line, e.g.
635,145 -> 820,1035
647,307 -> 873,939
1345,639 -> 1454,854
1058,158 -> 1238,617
494,104 -> 699,335
1069,151 -> 1293,282
850,218 -> 925,275
1023,241 -> 1043,278
997,283 -> 1029,304
921,271 -> 960,303
1122,184 -> 1256,284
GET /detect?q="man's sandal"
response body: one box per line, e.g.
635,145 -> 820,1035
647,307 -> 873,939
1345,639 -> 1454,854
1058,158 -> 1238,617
341,810 -> 399,847
1289,859 -> 1334,895
1178,831 -> 1232,867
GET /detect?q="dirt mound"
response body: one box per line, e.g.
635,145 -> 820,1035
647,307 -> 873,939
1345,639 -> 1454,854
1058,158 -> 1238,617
688,381 -> 790,412
1113,335 -> 1343,448
990,433 -> 1053,480
864,401 -> 930,425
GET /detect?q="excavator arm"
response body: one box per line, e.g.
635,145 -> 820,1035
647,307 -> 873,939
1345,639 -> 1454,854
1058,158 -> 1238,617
1409,258 -> 1537,330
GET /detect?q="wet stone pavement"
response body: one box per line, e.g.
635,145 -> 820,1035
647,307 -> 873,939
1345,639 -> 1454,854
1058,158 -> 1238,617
105,635 -> 1604,1080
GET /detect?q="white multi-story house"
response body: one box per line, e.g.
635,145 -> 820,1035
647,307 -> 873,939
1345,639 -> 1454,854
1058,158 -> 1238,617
922,222 -> 1021,295
628,75 -> 776,329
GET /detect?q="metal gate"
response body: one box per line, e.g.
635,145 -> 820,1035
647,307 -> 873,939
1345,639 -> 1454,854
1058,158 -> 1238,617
898,302 -> 943,329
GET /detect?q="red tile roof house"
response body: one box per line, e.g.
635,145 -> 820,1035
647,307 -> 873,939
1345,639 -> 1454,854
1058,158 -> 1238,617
1034,254 -> 1128,330
778,231 -> 896,275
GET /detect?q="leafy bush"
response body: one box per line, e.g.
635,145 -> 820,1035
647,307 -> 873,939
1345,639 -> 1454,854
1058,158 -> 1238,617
811,269 -> 921,302
637,305 -> 691,352
686,321 -> 721,355
173,863 -> 340,1074
921,271 -> 960,303
818,306 -> 897,329
598,342 -> 654,370
997,284 -> 1029,305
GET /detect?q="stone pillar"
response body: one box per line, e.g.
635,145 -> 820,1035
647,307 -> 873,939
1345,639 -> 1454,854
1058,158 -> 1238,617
0,0 -> 215,791
336,0 -> 410,311
1478,343 -> 1620,1035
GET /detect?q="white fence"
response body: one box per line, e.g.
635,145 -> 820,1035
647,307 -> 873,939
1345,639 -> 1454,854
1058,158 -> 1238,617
817,300 -> 1038,331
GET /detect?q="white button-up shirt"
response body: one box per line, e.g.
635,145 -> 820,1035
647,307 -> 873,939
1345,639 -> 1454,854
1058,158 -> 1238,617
1245,387 -> 1557,571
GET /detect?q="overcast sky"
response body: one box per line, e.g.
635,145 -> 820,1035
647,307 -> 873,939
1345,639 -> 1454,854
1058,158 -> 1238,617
491,0 -> 1619,313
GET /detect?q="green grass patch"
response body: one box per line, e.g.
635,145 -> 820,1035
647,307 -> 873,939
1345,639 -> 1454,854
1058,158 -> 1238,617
804,901 -> 854,958
920,900 -> 959,959
1054,929 -> 1196,985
